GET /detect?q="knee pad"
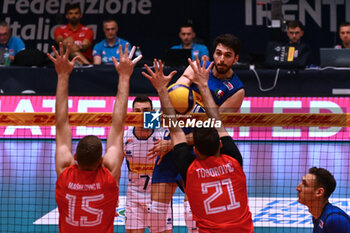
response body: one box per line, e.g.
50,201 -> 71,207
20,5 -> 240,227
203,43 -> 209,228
184,201 -> 198,233
149,201 -> 172,233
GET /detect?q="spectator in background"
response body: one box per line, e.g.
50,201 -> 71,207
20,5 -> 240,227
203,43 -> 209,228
335,22 -> 350,49
0,21 -> 25,61
285,20 -> 311,66
54,3 -> 94,65
296,167 -> 350,233
171,23 -> 209,61
93,19 -> 131,65
286,20 -> 305,44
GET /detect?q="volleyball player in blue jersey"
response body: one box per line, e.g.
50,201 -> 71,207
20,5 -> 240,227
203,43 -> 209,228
143,34 -> 245,233
296,167 -> 350,233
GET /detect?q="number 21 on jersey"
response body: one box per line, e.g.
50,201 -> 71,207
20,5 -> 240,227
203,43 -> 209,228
201,178 -> 240,215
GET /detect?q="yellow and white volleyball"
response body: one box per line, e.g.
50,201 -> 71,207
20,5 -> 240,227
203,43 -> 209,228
167,83 -> 196,114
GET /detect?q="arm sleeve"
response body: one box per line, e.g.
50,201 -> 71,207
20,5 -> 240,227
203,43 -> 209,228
173,143 -> 195,185
17,38 -> 25,53
54,27 -> 62,39
325,213 -> 350,233
220,136 -> 243,166
87,28 -> 94,42
92,43 -> 101,57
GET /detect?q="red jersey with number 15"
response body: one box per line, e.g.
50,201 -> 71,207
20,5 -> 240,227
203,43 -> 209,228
55,165 -> 118,233
185,154 -> 253,233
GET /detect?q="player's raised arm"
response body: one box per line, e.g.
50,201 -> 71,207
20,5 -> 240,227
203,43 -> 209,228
188,56 -> 242,164
103,44 -> 142,184
142,59 -> 187,146
187,56 -> 229,138
48,42 -> 79,177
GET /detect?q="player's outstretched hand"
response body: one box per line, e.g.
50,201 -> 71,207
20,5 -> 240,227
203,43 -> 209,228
147,139 -> 172,165
47,42 -> 79,77
142,59 -> 177,92
112,43 -> 142,79
187,55 -> 213,86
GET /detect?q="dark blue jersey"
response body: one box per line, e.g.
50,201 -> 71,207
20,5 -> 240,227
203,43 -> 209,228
313,203 -> 350,233
190,62 -> 244,107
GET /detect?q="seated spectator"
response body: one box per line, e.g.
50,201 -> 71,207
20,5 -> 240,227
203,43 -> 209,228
171,23 -> 209,61
265,20 -> 311,68
93,19 -> 130,65
285,20 -> 311,65
0,21 -> 25,62
335,22 -> 350,49
54,3 -> 94,65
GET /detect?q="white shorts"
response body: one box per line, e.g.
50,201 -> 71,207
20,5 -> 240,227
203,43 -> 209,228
125,173 -> 173,230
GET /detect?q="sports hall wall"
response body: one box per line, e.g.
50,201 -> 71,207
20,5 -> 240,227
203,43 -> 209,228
1,0 -> 349,64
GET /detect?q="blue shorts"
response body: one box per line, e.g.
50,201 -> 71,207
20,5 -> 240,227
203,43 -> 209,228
151,151 -> 183,183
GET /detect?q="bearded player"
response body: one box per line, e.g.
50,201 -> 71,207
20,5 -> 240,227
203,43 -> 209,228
145,34 -> 245,233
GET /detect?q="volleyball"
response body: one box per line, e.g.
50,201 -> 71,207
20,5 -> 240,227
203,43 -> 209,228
167,83 -> 196,114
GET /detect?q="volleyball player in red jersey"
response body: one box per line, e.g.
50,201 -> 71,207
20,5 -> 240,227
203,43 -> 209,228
143,57 -> 254,233
48,42 -> 141,233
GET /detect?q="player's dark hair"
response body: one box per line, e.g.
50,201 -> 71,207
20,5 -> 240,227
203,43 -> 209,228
76,135 -> 102,167
287,20 -> 304,31
214,34 -> 241,56
65,3 -> 81,14
339,21 -> 350,29
308,167 -> 336,200
193,127 -> 220,157
133,96 -> 153,109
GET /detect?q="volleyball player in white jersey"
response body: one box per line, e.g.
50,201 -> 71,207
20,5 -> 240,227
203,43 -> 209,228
123,96 -> 172,233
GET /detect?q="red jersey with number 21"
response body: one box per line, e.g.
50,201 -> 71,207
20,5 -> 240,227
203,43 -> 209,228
185,154 -> 253,233
55,165 -> 118,233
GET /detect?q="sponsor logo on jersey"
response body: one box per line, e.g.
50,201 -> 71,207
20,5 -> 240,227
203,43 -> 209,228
125,139 -> 133,145
319,219 -> 324,228
224,81 -> 234,90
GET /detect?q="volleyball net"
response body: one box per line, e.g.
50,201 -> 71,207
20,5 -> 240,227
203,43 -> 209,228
1,109 -> 349,232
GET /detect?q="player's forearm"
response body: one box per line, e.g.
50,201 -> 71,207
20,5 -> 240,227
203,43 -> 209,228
158,87 -> 187,145
113,75 -> 129,129
55,75 -> 69,128
197,83 -> 221,120
158,87 -> 176,123
106,76 -> 129,150
197,83 -> 228,136
114,76 -> 129,127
